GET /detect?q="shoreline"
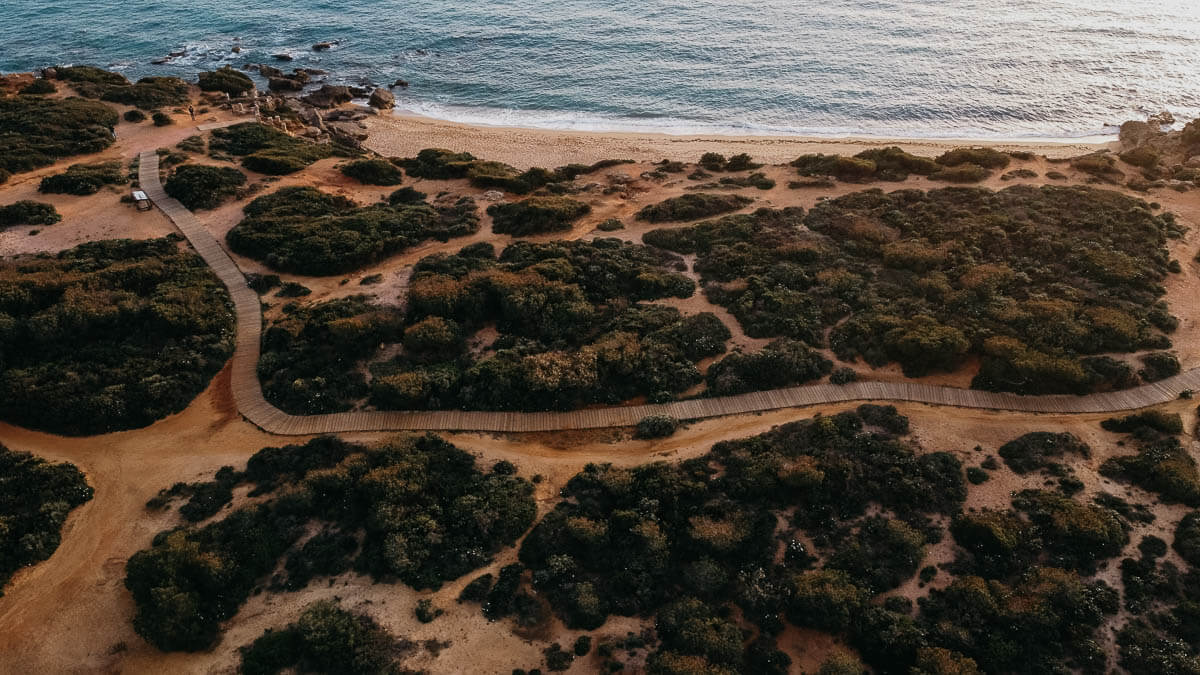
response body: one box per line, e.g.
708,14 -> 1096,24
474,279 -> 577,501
364,111 -> 1116,169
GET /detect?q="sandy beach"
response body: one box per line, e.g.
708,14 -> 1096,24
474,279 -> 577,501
364,112 -> 1115,169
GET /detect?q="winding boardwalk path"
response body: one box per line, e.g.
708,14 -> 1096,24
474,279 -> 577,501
139,150 -> 1200,435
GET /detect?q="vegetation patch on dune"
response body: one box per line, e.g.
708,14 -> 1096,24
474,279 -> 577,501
163,164 -> 247,210
38,160 -> 127,195
645,185 -> 1181,394
399,147 -> 631,194
0,444 -> 93,593
636,192 -> 753,222
0,200 -> 61,227
125,434 -> 536,651
488,196 -> 591,235
209,122 -> 332,175
339,157 -> 405,185
0,96 -> 119,175
196,66 -> 254,97
0,238 -> 235,435
226,185 -> 480,275
54,65 -> 190,110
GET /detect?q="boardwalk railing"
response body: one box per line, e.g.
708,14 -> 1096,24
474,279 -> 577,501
138,150 -> 1200,435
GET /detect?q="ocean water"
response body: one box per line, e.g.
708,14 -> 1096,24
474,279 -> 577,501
2,0 -> 1199,139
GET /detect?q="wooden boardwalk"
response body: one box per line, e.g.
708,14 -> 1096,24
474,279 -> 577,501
139,150 -> 1200,435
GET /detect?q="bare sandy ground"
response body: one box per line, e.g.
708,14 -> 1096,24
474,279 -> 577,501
364,112 -> 1114,169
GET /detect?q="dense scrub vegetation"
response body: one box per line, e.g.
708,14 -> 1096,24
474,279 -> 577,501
0,238 -> 235,434
257,239 -> 734,412
636,193 -> 753,222
339,158 -> 404,185
209,122 -> 332,175
38,160 -> 127,195
197,66 -> 254,96
226,186 -> 480,275
55,66 -> 190,110
0,444 -> 93,593
399,147 -> 630,193
125,435 -> 536,651
163,164 -> 247,210
0,96 -> 118,175
790,146 -> 1011,184
644,185 -> 1180,394
488,196 -> 591,235
239,600 -> 411,675
0,200 -> 61,227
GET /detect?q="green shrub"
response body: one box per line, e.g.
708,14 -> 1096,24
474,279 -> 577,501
827,517 -> 926,592
101,77 -> 190,110
1101,410 -> 1183,435
228,186 -> 479,274
197,66 -> 255,96
176,135 -> 205,153
19,78 -> 56,95
635,414 -> 680,439
636,193 -> 752,222
164,164 -> 247,210
1138,351 -> 1180,382
997,432 -> 1091,474
151,111 -> 173,126
0,238 -> 234,435
458,574 -> 493,604
0,200 -> 61,227
0,96 -> 119,174
0,445 -> 93,592
238,600 -> 403,674
1174,511 -> 1200,567
123,109 -> 146,123
38,160 -> 127,195
415,598 -> 442,623
210,123 -> 332,175
929,163 -> 992,183
966,467 -> 989,484
1001,168 -> 1039,180
935,147 -> 1010,169
340,158 -> 404,185
724,153 -> 762,171
399,148 -> 478,178
791,154 -> 877,182
854,146 -> 939,180
489,196 -> 591,235
128,435 -> 536,651
246,273 -> 281,293
596,217 -> 624,231
706,339 -> 832,395
1100,436 -> 1200,506
388,186 -> 426,205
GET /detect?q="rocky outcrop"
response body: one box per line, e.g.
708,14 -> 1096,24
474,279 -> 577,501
273,53 -> 294,61
268,76 -> 304,92
368,88 -> 395,109
1119,120 -> 1158,149
312,42 -> 333,51
258,64 -> 284,78
392,79 -> 409,88
301,84 -> 352,108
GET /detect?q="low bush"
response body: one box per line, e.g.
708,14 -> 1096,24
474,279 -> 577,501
55,65 -> 128,87
197,66 -> 255,96
929,163 -> 992,183
827,517 -> 926,592
388,186 -> 426,205
0,200 -> 61,227
705,339 -> 832,396
489,196 -> 591,235
854,146 -> 939,180
210,122 -> 332,175
176,135 -> 205,153
1174,511 -> 1200,567
0,96 -> 119,174
228,186 -> 480,274
791,154 -> 877,182
1101,410 -> 1183,435
238,600 -> 406,674
635,414 -> 680,439
151,111 -> 172,126
0,445 -> 93,592
1100,435 -> 1200,506
596,217 -> 624,231
635,193 -> 752,222
997,432 -> 1091,474
39,160 -> 127,195
123,109 -> 146,123
935,147 -> 1010,169
101,77 -> 190,110
0,238 -> 235,434
19,78 -> 55,95
1001,168 -> 1039,180
1138,351 -> 1180,382
340,158 -> 404,185
164,164 -> 247,210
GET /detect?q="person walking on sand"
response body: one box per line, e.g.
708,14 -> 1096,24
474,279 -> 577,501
188,105 -> 195,121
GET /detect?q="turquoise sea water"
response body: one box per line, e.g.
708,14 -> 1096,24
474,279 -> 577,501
2,0 -> 1199,138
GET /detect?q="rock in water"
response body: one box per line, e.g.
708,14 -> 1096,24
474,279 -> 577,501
259,64 -> 284,78
301,84 -> 352,108
368,88 -> 395,109
312,42 -> 333,51
268,77 -> 304,92
391,79 -> 409,88
273,53 -> 294,61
